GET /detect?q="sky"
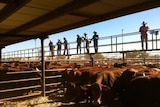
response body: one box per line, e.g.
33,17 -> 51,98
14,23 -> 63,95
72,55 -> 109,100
2,7 -> 160,53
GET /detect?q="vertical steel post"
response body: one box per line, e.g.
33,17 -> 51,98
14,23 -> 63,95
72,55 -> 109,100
40,36 -> 47,97
122,29 -> 124,51
156,35 -> 157,49
152,34 -> 153,49
155,31 -> 159,49
0,47 -> 4,64
0,48 -> 2,64
116,37 -> 117,52
122,52 -> 125,63
89,53 -> 94,67
111,36 -> 113,52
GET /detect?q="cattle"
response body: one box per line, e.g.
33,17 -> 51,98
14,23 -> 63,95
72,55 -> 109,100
90,67 -> 126,106
90,65 -> 159,106
75,66 -> 112,102
104,66 -> 160,107
61,66 -> 128,105
122,75 -> 160,107
61,68 -> 82,100
61,66 -> 106,103
75,69 -> 101,103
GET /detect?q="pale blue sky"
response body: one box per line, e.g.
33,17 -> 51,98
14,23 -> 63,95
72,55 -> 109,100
2,7 -> 160,52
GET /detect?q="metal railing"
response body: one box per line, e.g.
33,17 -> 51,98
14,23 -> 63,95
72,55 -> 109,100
0,69 -> 64,101
2,28 -> 160,63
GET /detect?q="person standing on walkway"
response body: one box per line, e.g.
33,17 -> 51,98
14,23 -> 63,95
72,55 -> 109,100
57,39 -> 62,55
76,34 -> 82,54
83,33 -> 90,54
49,40 -> 54,58
63,37 -> 68,55
92,31 -> 99,53
139,21 -> 149,50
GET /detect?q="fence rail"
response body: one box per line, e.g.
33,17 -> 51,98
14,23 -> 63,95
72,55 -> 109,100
2,28 -> 160,62
0,69 -> 64,102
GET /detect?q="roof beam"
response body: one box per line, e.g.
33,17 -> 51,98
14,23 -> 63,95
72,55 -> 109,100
0,34 -> 36,37
69,12 -> 93,18
43,0 -> 160,36
0,0 -> 29,4
0,37 -> 34,46
100,0 -> 160,22
0,0 -> 31,22
7,0 -> 99,34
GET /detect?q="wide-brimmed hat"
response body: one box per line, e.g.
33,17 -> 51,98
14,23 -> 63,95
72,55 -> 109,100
142,21 -> 147,25
84,33 -> 87,35
93,31 -> 97,33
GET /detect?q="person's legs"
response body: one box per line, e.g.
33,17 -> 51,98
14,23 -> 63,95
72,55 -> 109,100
79,45 -> 81,54
77,45 -> 79,54
96,42 -> 98,53
86,43 -> 89,53
141,35 -> 144,50
145,35 -> 148,50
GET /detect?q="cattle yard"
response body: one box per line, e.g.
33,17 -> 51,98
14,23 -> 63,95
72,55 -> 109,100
1,30 -> 160,107
0,63 -> 160,107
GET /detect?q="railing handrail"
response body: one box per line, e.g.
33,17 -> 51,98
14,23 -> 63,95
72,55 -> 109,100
2,28 -> 160,61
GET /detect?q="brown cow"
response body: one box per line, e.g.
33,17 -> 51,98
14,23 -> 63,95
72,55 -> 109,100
109,66 -> 160,107
91,66 -> 150,106
122,75 -> 160,107
63,67 -> 99,103
90,68 -> 125,106
61,68 -> 82,100
75,69 -> 101,103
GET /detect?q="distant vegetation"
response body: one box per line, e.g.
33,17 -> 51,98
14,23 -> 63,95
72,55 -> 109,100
126,50 -> 150,58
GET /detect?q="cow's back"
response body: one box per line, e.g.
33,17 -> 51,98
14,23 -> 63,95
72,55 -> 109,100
122,75 -> 160,107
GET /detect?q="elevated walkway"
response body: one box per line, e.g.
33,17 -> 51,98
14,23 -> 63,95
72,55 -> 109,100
2,29 -> 160,64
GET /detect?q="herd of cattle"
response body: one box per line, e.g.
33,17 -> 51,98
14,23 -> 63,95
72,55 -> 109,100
0,61 -> 160,107
61,63 -> 160,107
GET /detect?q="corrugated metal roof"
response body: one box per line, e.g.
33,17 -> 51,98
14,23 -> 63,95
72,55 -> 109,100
0,0 -> 159,48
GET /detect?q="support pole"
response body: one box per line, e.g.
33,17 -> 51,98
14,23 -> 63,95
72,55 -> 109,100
89,53 -> 94,67
111,36 -> 113,52
0,47 -> 4,65
0,48 -> 2,64
122,52 -> 125,63
40,36 -> 47,97
152,34 -> 154,49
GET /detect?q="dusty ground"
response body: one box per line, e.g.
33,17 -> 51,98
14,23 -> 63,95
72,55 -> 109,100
0,95 -> 93,107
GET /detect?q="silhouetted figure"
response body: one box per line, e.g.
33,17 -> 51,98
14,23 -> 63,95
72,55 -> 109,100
139,21 -> 149,50
57,39 -> 62,55
63,37 -> 68,55
83,33 -> 90,54
76,34 -> 82,54
92,31 -> 99,53
49,40 -> 54,58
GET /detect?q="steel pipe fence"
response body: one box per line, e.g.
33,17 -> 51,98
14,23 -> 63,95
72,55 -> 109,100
0,69 -> 64,102
2,29 -> 160,62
